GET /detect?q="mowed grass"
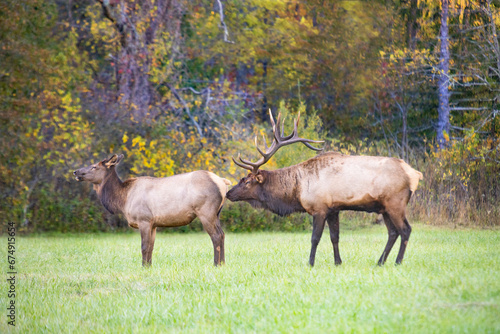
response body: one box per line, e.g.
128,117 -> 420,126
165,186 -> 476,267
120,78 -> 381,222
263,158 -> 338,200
1,224 -> 500,333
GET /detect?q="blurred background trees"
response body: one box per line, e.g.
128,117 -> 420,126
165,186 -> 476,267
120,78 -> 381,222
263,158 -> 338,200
1,0 -> 498,232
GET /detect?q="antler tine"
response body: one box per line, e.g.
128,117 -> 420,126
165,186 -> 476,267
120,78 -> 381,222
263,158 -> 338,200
274,112 -> 282,142
302,141 -> 324,151
280,115 -> 286,139
232,154 -> 255,172
281,111 -> 300,141
268,109 -> 276,132
254,136 -> 267,157
239,149 -> 272,173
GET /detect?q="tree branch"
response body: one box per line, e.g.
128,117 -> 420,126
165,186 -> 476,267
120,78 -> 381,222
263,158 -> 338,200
215,0 -> 234,43
165,83 -> 204,138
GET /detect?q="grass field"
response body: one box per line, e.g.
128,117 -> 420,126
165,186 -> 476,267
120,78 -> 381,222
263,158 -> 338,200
1,224 -> 500,333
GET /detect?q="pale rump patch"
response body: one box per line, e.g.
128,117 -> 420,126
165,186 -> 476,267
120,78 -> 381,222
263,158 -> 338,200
206,172 -> 230,213
207,172 -> 231,194
399,160 -> 423,192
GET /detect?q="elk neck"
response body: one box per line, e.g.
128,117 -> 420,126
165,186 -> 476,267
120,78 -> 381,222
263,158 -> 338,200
94,167 -> 134,215
257,168 -> 306,216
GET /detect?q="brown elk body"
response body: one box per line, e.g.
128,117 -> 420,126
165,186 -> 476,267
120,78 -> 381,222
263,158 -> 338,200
227,111 -> 423,266
74,154 -> 230,266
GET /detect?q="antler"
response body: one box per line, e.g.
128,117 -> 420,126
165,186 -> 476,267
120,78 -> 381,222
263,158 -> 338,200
232,109 -> 324,174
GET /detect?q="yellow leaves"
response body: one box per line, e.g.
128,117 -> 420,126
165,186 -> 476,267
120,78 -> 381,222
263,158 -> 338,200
122,133 -> 129,144
61,92 -> 72,108
431,126 -> 495,191
462,76 -> 473,83
299,16 -> 312,28
443,131 -> 450,142
131,136 -> 142,147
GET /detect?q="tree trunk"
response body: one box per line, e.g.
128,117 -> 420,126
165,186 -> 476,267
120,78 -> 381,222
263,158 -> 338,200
407,0 -> 418,51
97,0 -> 179,120
437,0 -> 451,149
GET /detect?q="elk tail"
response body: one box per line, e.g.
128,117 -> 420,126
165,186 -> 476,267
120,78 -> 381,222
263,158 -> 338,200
402,164 -> 423,193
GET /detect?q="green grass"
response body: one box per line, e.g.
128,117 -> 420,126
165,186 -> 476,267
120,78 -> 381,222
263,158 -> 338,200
1,224 -> 500,333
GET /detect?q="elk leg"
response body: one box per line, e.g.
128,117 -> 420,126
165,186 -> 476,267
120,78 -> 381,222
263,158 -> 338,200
215,222 -> 225,265
378,213 -> 399,266
139,223 -> 153,267
147,227 -> 157,265
395,218 -> 412,265
309,214 -> 326,267
200,215 -> 225,266
326,211 -> 342,265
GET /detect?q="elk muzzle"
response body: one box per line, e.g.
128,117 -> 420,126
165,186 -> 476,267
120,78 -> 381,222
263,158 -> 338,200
73,169 -> 85,182
226,187 -> 237,201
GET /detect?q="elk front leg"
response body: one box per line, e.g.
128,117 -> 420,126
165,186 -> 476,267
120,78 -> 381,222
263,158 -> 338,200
327,211 -> 342,265
139,223 -> 153,267
309,214 -> 326,267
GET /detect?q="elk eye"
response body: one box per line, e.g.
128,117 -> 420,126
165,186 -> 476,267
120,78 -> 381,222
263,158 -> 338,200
91,166 -> 96,170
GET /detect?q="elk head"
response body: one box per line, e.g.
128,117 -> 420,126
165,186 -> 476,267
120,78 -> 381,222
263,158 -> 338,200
73,154 -> 124,184
227,110 -> 324,202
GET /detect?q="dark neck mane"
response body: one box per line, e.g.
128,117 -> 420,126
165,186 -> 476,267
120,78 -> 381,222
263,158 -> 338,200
256,168 -> 305,216
95,168 -> 132,214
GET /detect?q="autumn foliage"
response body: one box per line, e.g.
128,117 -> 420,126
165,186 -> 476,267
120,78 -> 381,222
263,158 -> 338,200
1,0 -> 499,232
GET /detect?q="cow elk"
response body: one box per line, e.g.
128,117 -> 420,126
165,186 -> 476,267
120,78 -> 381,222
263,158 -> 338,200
227,110 -> 423,266
74,154 -> 230,267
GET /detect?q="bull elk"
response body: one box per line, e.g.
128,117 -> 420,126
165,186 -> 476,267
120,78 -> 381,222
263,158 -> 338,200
74,154 -> 230,267
227,111 -> 423,266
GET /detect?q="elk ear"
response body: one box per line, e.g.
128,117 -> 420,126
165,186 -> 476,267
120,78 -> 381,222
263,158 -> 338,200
255,173 -> 265,183
115,154 -> 124,165
103,154 -> 124,168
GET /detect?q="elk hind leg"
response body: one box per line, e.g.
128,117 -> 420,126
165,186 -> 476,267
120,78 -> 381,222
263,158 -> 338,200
326,211 -> 342,265
395,217 -> 412,265
199,212 -> 225,266
378,213 -> 399,266
309,214 -> 326,267
147,227 -> 157,265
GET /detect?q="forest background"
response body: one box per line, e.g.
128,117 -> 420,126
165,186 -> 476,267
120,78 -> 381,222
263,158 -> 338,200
1,0 -> 499,233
